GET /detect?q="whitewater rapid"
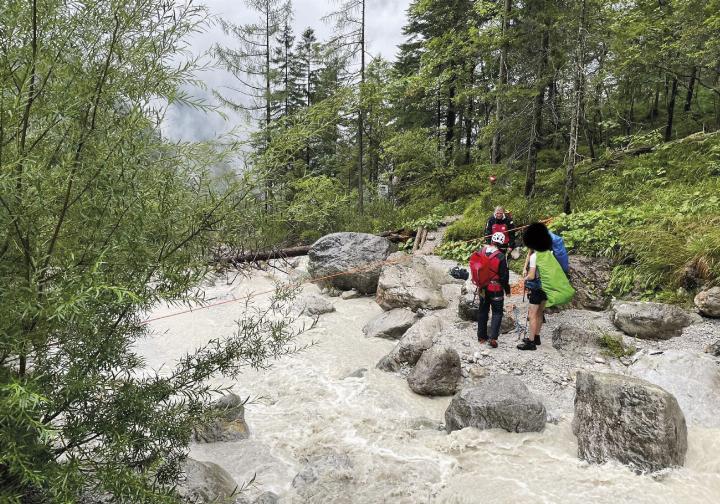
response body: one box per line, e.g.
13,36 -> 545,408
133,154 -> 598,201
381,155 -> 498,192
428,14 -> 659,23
137,267 -> 720,503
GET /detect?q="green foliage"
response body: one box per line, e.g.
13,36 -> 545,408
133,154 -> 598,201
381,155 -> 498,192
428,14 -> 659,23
436,240 -> 483,263
287,176 -> 352,242
597,333 -> 636,359
0,2 -> 308,501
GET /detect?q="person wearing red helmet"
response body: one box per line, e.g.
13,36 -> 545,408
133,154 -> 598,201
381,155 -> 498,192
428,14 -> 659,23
474,231 -> 511,348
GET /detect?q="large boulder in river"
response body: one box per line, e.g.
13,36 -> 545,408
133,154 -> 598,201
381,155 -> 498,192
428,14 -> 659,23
568,255 -> 612,310
308,233 -> 395,294
178,458 -> 238,503
407,345 -> 461,396
572,371 -> 687,473
611,301 -> 692,339
193,393 -> 250,443
628,350 -> 720,428
695,287 -> 720,317
362,308 -> 417,340
376,315 -> 444,372
444,376 -> 546,433
376,254 -> 461,311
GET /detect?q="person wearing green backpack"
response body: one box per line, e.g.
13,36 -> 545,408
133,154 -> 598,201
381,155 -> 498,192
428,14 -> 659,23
518,222 -> 576,351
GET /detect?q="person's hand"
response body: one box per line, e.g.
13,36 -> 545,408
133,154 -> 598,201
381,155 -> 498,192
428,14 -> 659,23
522,268 -> 528,277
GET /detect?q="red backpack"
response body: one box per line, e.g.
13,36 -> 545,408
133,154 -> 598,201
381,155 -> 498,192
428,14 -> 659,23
469,246 -> 503,293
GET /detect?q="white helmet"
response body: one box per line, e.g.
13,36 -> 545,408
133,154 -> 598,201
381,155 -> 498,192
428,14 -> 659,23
491,232 -> 506,245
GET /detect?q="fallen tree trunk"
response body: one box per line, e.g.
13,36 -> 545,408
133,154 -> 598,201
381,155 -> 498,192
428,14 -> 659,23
221,245 -> 312,265
219,230 -> 415,265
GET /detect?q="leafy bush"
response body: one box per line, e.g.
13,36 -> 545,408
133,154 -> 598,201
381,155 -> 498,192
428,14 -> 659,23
597,333 -> 636,358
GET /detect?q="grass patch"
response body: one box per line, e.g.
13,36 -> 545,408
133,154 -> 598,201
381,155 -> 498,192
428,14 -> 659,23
597,333 -> 636,359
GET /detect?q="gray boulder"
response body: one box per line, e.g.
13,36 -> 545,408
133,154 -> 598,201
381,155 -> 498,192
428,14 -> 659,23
407,345 -> 461,396
572,371 -> 687,473
568,255 -> 612,310
611,301 -> 692,339
695,287 -> 720,317
444,376 -> 546,433
193,393 -> 249,443
376,254 -> 461,311
298,293 -> 335,316
179,458 -> 238,503
362,308 -> 417,340
308,232 -> 395,294
376,315 -> 443,372
551,324 -> 625,356
705,340 -> 720,356
628,350 -> 720,428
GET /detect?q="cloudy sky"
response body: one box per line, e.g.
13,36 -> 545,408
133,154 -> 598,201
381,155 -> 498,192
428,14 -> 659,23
162,0 -> 411,142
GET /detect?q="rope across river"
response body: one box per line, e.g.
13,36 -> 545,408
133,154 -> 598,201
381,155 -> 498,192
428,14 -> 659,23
141,217 -> 554,325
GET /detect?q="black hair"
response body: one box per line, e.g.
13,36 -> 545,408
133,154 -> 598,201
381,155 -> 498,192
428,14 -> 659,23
523,222 -> 552,251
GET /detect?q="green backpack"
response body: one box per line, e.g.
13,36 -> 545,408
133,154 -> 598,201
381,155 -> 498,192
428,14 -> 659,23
535,250 -> 575,307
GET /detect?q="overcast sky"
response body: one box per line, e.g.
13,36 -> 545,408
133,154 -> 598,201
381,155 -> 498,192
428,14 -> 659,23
162,0 -> 411,142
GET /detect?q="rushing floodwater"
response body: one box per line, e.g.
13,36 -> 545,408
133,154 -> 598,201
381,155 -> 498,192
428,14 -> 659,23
137,269 -> 720,503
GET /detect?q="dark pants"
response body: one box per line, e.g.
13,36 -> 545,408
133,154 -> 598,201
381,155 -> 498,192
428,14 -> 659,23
477,291 -> 504,341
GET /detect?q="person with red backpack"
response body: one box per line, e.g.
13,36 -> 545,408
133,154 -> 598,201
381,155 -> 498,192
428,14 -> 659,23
469,232 -> 511,348
484,206 -> 516,255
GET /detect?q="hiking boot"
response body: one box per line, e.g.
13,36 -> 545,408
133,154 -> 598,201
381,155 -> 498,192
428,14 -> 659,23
478,338 -> 488,345
489,339 -> 498,348
534,335 -> 541,346
517,338 -> 537,351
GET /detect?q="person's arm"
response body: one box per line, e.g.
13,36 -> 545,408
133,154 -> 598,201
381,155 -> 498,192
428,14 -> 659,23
499,255 -> 511,295
507,217 -> 516,249
484,217 -> 493,244
524,251 -> 537,281
522,250 -> 531,277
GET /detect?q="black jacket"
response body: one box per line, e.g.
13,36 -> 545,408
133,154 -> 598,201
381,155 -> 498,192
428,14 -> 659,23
484,215 -> 516,249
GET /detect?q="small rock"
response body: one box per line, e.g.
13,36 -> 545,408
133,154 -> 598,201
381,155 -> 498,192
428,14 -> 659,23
469,366 -> 486,379
253,492 -> 280,504
594,356 -> 607,364
299,294 -> 335,316
695,287 -> 720,318
462,341 -> 470,347
341,289 -> 361,300
704,341 -> 720,356
193,393 -> 249,443
481,350 -> 491,357
345,368 -> 367,379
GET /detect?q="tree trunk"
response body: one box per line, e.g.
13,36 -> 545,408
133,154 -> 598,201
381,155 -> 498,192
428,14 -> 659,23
650,83 -> 660,123
664,76 -> 678,141
445,75 -> 456,157
564,0 -> 587,215
357,0 -> 366,213
464,69 -> 474,165
684,66 -> 697,112
264,7 -> 272,212
525,30 -> 549,198
491,0 -> 512,165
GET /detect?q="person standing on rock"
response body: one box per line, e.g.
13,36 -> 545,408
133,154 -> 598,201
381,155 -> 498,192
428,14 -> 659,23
484,206 -> 516,257
471,232 -> 511,348
518,222 -> 554,351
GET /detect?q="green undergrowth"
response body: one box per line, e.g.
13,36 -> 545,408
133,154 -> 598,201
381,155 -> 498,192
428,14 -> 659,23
437,131 -> 720,303
597,333 -> 636,359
